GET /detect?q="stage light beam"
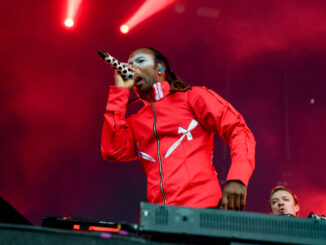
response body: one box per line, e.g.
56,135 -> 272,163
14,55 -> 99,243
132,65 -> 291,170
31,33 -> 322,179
121,0 -> 176,33
64,0 -> 83,28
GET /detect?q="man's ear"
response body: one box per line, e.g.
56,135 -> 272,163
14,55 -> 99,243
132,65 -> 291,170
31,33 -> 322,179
157,63 -> 165,74
294,204 -> 300,216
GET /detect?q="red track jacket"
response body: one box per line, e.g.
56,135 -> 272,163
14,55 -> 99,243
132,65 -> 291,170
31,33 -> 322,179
101,81 -> 255,208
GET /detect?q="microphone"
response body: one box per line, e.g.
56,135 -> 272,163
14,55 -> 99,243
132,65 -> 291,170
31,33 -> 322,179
97,50 -> 134,80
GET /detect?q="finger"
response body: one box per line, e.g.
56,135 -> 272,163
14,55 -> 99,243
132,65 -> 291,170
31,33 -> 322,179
120,62 -> 136,73
121,65 -> 140,79
127,65 -> 136,72
120,61 -> 129,68
220,193 -> 228,210
240,193 -> 246,210
228,194 -> 235,210
114,71 -> 124,84
114,71 -> 135,88
235,194 -> 241,210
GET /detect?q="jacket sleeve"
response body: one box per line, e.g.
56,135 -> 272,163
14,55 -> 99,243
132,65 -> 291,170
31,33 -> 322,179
188,86 -> 256,187
101,86 -> 138,162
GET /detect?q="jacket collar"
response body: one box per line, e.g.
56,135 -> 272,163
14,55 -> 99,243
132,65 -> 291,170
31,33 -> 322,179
140,81 -> 171,103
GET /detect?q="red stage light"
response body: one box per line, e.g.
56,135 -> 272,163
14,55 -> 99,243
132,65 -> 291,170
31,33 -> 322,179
120,25 -> 129,34
121,0 -> 176,33
64,18 -> 74,27
64,0 -> 82,28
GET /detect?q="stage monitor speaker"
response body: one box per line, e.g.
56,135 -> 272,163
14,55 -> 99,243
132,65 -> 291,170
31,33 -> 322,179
0,223 -> 171,245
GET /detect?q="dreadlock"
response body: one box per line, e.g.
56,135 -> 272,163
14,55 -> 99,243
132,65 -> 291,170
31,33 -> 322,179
145,47 -> 191,93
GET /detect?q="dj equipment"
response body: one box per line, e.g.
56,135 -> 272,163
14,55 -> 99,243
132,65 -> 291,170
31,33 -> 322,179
139,202 -> 326,245
0,223 -> 167,245
6,201 -> 323,245
42,216 -> 138,235
309,212 -> 326,221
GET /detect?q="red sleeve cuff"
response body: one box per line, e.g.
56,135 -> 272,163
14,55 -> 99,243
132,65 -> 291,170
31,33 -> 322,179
106,86 -> 131,113
226,159 -> 255,187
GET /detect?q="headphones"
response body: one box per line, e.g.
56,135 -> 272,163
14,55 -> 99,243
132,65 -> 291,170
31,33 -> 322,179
158,65 -> 165,74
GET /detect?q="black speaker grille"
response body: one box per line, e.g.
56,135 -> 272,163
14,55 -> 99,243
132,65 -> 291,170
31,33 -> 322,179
199,211 -> 326,240
155,207 -> 168,225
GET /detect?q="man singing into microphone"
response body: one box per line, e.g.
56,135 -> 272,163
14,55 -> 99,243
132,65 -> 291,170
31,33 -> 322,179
101,48 -> 256,210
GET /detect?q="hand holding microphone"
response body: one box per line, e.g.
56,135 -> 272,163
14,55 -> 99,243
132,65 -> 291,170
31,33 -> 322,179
97,50 -> 134,80
97,50 -> 140,89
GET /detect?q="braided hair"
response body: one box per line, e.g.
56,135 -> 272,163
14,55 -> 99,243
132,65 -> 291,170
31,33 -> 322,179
145,47 -> 191,93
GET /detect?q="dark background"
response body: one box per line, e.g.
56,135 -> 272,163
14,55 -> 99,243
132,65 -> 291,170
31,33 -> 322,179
1,0 -> 325,225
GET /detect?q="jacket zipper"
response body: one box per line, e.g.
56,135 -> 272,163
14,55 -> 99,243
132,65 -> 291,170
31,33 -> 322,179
151,101 -> 167,205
